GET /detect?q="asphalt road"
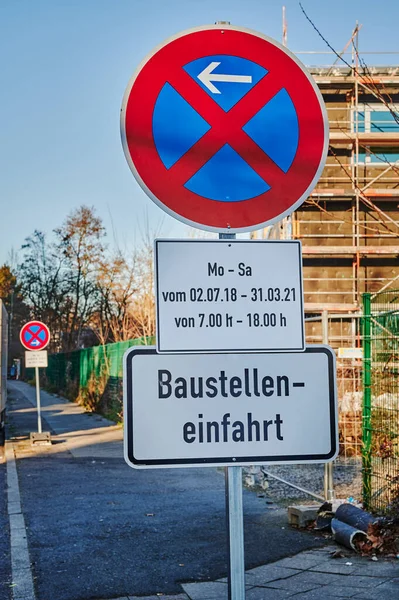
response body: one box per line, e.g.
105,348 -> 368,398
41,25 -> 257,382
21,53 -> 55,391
6,382 -> 327,600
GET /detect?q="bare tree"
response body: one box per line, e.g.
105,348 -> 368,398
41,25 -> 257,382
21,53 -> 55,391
18,230 -> 67,350
0,264 -> 29,359
93,251 -> 137,344
18,206 -> 157,352
127,242 -> 155,341
55,206 -> 105,350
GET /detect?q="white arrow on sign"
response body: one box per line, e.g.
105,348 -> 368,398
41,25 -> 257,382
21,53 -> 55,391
197,61 -> 252,94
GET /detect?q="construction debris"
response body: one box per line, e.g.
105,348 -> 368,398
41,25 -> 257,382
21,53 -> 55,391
314,502 -> 334,531
335,503 -> 380,532
288,505 -> 319,528
331,518 -> 368,551
321,503 -> 399,555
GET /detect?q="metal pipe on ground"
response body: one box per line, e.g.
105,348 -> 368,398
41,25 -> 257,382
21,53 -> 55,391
331,518 -> 368,551
335,503 -> 381,532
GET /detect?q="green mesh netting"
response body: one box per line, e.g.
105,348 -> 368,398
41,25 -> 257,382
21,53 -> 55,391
32,337 -> 154,420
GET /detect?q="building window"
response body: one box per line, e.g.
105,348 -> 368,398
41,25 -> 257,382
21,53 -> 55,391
353,104 -> 399,166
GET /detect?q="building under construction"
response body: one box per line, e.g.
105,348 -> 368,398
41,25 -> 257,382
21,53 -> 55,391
290,51 -> 399,312
292,41 -> 399,465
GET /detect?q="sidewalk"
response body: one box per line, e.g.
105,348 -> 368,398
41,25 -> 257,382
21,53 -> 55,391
6,381 -> 399,600
179,547 -> 399,600
7,380 -> 123,459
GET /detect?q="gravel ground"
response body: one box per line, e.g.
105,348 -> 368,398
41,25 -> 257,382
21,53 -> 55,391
244,459 -> 362,504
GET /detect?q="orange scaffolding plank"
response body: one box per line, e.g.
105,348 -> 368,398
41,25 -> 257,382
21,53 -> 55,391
329,132 -> 399,146
304,302 -> 359,312
302,245 -> 399,255
310,188 -> 399,197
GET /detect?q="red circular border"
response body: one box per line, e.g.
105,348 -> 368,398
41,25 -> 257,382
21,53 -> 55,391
20,321 -> 50,351
122,26 -> 327,231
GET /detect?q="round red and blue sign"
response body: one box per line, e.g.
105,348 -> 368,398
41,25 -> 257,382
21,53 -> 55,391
20,321 -> 50,351
121,24 -> 328,233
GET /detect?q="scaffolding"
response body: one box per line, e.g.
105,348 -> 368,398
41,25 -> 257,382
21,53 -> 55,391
294,30 -> 399,318
295,29 -> 399,467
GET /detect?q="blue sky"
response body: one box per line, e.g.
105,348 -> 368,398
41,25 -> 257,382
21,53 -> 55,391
1,0 -> 398,264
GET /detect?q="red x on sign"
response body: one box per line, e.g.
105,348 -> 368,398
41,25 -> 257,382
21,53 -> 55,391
158,68 -> 285,189
121,25 -> 328,232
20,321 -> 50,351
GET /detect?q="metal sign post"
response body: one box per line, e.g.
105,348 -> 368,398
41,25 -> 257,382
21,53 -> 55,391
219,232 -> 245,600
25,348 -> 48,435
121,22 -> 331,600
20,321 -> 51,446
35,366 -> 42,434
219,231 -> 245,599
226,465 -> 245,599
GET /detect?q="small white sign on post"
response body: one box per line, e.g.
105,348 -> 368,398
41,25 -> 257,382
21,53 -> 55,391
155,239 -> 305,353
123,345 -> 338,469
25,350 -> 48,368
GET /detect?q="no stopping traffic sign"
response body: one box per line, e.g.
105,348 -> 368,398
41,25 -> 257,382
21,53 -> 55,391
20,321 -> 50,351
121,24 -> 328,232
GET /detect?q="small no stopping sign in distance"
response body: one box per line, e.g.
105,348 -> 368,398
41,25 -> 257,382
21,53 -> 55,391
20,321 -> 50,351
121,24 -> 329,233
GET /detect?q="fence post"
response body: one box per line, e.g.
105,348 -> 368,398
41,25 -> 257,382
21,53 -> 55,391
362,293 -> 372,509
322,310 -> 334,501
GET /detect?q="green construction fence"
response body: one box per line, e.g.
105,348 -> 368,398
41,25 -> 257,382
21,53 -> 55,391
362,291 -> 399,513
31,337 -> 154,421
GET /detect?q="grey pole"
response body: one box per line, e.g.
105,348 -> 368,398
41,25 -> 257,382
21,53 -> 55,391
225,465 -> 245,599
214,30 -> 245,594
322,310 -> 334,501
219,231 -> 245,599
35,366 -> 42,434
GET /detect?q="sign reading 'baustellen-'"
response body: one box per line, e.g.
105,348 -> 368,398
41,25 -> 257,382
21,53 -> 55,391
123,346 -> 338,469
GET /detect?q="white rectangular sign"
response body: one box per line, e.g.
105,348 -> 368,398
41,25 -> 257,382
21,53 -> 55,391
338,347 -> 363,359
25,350 -> 48,368
155,239 -> 305,353
123,346 -> 338,469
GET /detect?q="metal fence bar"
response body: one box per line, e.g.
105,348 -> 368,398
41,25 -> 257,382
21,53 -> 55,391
322,310 -> 335,501
261,468 -> 325,502
366,290 -> 399,512
362,293 -> 372,508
